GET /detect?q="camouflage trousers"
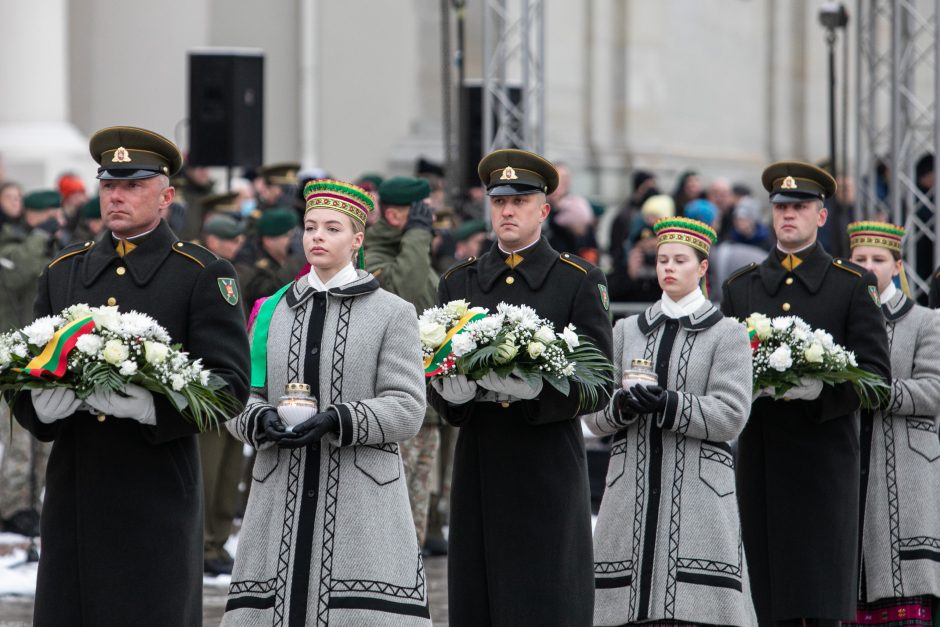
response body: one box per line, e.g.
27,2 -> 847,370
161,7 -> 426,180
199,429 -> 244,561
400,424 -> 441,546
425,423 -> 458,543
0,407 -> 50,518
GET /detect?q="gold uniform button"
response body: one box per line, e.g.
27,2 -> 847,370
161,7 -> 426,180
785,277 -> 794,285
176,242 -> 184,248
505,276 -> 514,285
782,302 -> 791,312
107,297 -> 117,306
83,241 -> 91,247
97,414 -> 106,422
116,267 -> 126,276
500,401 -> 510,408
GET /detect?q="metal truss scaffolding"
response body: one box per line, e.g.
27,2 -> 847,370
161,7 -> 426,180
482,0 -> 545,154
855,0 -> 940,297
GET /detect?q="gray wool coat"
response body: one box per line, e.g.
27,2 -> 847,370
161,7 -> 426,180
586,301 -> 758,627
860,291 -> 940,602
222,272 -> 431,627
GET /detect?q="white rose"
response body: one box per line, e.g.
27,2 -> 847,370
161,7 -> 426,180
419,322 -> 448,348
767,345 -> 793,372
494,341 -> 519,364
527,341 -> 545,359
102,339 -> 129,365
753,317 -> 773,340
451,333 -> 477,357
92,306 -> 121,331
144,341 -> 169,365
534,326 -> 555,344
803,342 -> 825,364
170,374 -> 186,392
557,325 -> 580,351
76,334 -> 104,355
447,300 -> 470,317
118,360 -> 138,376
66,303 -> 93,321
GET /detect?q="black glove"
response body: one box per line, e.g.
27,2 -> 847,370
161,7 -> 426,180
610,389 -> 637,426
257,408 -> 290,444
624,384 -> 667,415
404,201 -> 434,233
278,408 -> 339,449
35,217 -> 60,236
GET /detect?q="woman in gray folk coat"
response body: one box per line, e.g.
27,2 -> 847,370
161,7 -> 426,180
587,217 -> 757,626
847,222 -> 940,626
222,180 -> 431,626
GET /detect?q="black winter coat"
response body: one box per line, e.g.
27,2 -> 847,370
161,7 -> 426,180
429,237 -> 613,627
720,243 -> 890,622
13,221 -> 251,627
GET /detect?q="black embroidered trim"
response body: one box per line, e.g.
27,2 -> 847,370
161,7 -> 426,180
883,408 -> 902,595
327,596 -> 431,619
899,548 -> 940,562
675,570 -> 742,591
229,577 -> 277,595
676,557 -> 742,578
595,575 -> 633,589
289,446 -> 322,627
226,594 -> 275,612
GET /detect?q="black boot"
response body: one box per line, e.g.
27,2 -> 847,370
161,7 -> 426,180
2,508 -> 40,538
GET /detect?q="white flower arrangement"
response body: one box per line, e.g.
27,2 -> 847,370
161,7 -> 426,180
744,312 -> 888,408
0,304 -> 240,431
420,300 -> 613,410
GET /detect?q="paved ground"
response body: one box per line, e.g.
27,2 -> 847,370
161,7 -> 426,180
0,555 -> 448,626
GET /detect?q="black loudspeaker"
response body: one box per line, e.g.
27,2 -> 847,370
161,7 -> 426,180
188,50 -> 264,167
459,82 -> 522,189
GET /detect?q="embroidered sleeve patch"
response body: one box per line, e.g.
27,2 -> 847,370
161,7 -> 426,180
598,284 -> 609,311
219,277 -> 239,306
868,285 -> 880,306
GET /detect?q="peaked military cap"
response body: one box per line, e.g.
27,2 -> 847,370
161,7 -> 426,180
203,214 -> 245,240
202,191 -> 241,214
378,176 -> 431,206
23,189 -> 62,211
259,162 -> 300,186
761,160 -> 837,203
89,126 -> 183,180
477,149 -> 559,196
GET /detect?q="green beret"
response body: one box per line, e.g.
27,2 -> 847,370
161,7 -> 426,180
761,160 -> 837,203
80,196 -> 101,219
89,126 -> 183,180
23,190 -> 62,211
478,149 -> 559,196
356,173 -> 384,189
378,176 -> 431,206
453,219 -> 488,242
203,215 -> 245,240
257,208 -> 299,237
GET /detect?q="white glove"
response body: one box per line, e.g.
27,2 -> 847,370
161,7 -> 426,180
31,388 -> 82,424
431,375 -> 478,405
477,371 -> 542,400
782,377 -> 824,401
85,384 -> 157,425
752,386 -> 774,402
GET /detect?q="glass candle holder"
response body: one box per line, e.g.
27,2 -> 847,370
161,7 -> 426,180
622,358 -> 657,392
277,382 -> 318,430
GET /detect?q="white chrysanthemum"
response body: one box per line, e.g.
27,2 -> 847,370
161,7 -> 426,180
12,344 -> 28,358
119,311 -> 157,338
847,351 -> 858,367
199,370 -> 211,386
22,318 -> 58,347
118,360 -> 138,376
768,345 -> 793,371
813,329 -> 835,350
76,334 -> 104,355
792,326 -> 810,342
771,316 -> 794,331
451,333 -> 477,357
562,363 -> 576,376
170,374 -> 186,391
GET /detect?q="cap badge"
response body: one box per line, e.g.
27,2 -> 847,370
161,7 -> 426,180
500,166 -> 518,181
781,176 -> 797,190
112,147 -> 132,163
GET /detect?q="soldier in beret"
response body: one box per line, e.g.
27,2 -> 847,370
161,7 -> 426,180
365,175 -> 442,549
429,149 -> 613,626
243,207 -> 305,313
256,162 -> 300,212
71,195 -> 105,243
721,161 -> 891,625
11,126 -> 251,626
0,190 -> 63,538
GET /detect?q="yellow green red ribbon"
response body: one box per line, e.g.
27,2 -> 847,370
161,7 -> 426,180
21,316 -> 95,378
423,311 -> 487,376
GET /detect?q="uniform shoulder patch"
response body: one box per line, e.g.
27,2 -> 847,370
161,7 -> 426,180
48,240 -> 95,269
171,241 -> 217,268
558,252 -> 590,274
726,262 -> 758,284
832,258 -> 863,278
442,256 -> 477,280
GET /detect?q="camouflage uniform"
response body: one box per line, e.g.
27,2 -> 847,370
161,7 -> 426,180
0,224 -> 55,524
399,425 -> 441,546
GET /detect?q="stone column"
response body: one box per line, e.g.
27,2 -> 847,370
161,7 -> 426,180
0,0 -> 89,189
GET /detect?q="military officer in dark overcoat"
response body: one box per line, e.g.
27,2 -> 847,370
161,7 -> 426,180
12,126 -> 251,627
720,161 -> 891,626
928,265 -> 940,308
428,149 -> 613,627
